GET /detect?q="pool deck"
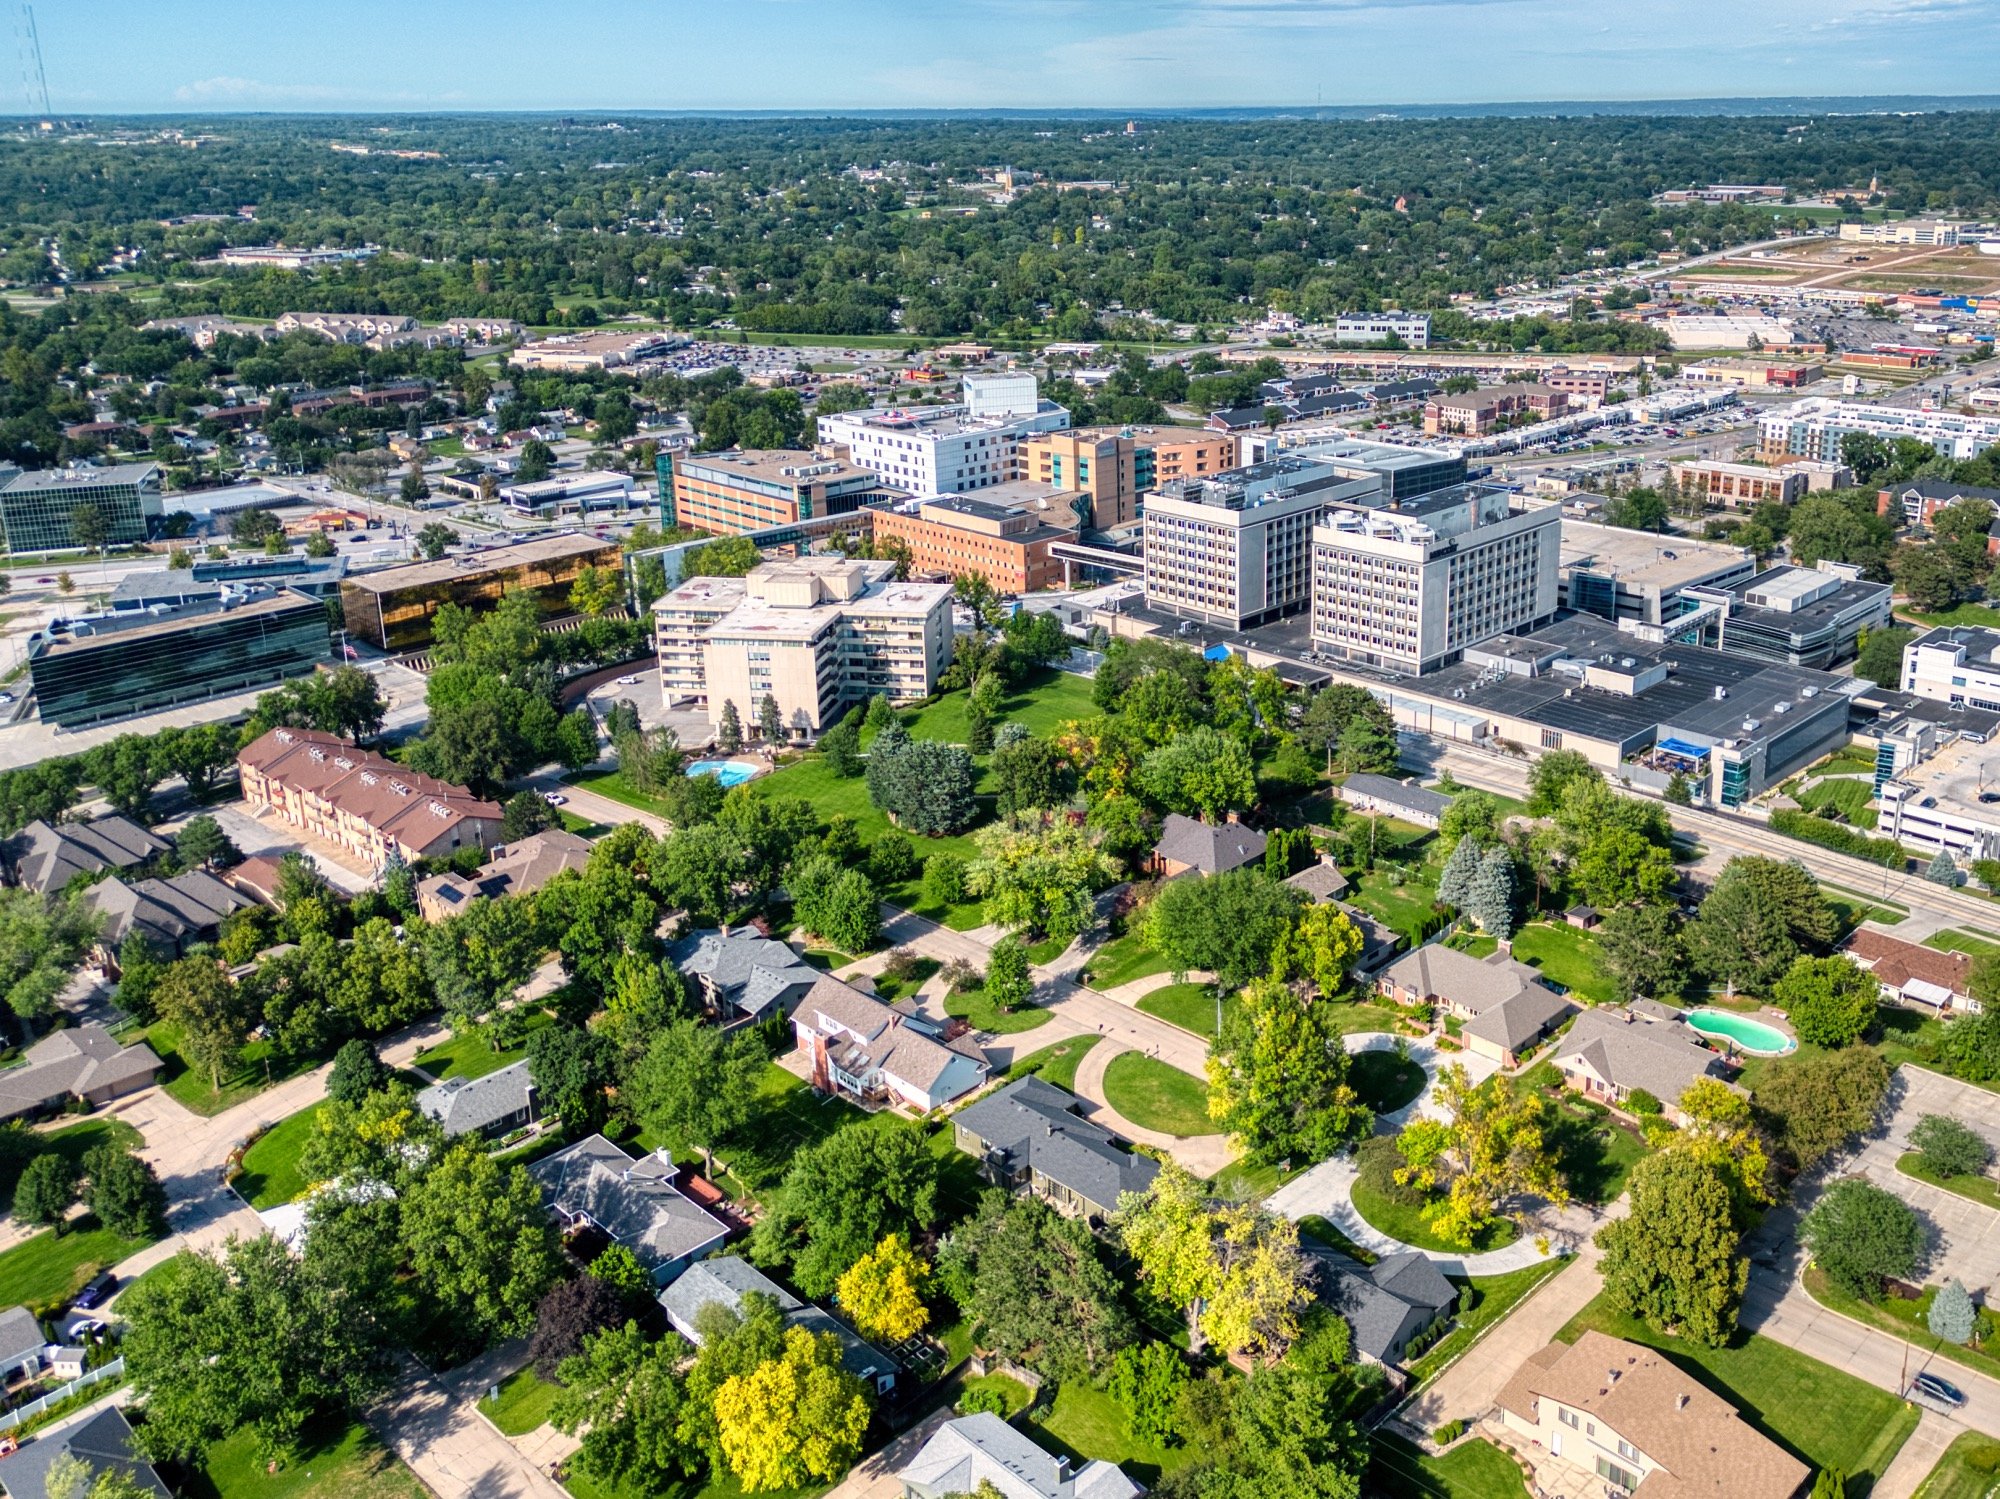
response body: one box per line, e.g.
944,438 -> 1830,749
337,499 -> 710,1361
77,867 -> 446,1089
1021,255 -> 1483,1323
1685,1004 -> 1798,1056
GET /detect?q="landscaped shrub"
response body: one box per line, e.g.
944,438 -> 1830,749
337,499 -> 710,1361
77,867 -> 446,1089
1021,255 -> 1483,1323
1432,1419 -> 1465,1445
940,957 -> 982,994
1626,1089 -> 1663,1117
957,1384 -> 1010,1418
1770,809 -> 1906,868
1357,1134 -> 1425,1208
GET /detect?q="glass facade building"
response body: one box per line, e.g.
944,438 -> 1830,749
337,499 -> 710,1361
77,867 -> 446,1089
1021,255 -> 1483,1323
339,533 -> 623,651
29,589 -> 333,728
0,464 -> 163,554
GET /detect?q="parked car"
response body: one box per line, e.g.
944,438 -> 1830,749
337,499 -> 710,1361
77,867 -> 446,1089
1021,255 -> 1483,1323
542,792 -> 567,807
71,1273 -> 116,1311
615,674 -> 641,685
1911,1372 -> 1966,1408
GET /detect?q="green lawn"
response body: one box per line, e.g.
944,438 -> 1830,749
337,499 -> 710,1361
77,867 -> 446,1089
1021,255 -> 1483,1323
1912,1431 -> 2000,1498
1100,1052 -> 1216,1137
1923,929 -> 2000,959
1508,922 -> 1618,1006
1825,887 -> 1909,932
1369,1434 -> 1530,1499
1299,1211 -> 1378,1264
237,1101 -> 327,1209
0,1215 -> 154,1310
1795,776 -> 1879,829
1405,1260 -> 1571,1388
1902,601 -> 2000,629
1350,1049 -> 1428,1115
1083,928 -> 1174,991
870,957 -> 940,1003
1350,1175 -> 1519,1255
1137,982 -> 1238,1039
144,1020 -> 313,1116
1024,1380 -> 1196,1488
0,1117 -> 141,1216
1899,1151 -> 2000,1210
1558,1292 -> 1921,1489
190,1418 -> 427,1499
412,1012 -> 551,1081
944,983 -> 1052,1035
903,667 -> 1097,746
996,1037 -> 1098,1094
957,1372 -> 1033,1418
1447,932 -> 1499,959
1347,868 -> 1442,940
1207,1157 -> 1297,1204
481,1365 -> 562,1436
1323,1001 -> 1417,1037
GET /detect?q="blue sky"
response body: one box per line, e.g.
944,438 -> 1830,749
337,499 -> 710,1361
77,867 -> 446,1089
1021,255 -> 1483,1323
35,0 -> 2000,113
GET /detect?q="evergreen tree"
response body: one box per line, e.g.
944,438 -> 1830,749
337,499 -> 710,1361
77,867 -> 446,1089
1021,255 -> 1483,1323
1926,847 -> 1958,885
759,694 -> 784,745
1464,845 -> 1516,938
1930,1277 -> 1977,1344
964,698 -> 994,755
1436,835 -> 1481,909
718,700 -> 744,754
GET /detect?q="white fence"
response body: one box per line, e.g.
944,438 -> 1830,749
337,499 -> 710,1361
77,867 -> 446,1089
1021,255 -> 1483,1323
0,1358 -> 124,1432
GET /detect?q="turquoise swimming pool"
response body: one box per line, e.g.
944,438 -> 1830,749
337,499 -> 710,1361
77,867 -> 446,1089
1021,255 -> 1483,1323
688,759 -> 757,788
1685,1007 -> 1796,1057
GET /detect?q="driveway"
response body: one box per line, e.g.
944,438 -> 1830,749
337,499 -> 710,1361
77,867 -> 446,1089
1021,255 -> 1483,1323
1341,1033 -> 1500,1130
368,1355 -> 570,1499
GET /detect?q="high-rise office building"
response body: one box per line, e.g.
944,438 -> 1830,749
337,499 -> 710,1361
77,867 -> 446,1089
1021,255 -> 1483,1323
0,464 -> 162,554
817,376 -> 1069,495
1309,484 -> 1561,674
1142,456 -> 1371,630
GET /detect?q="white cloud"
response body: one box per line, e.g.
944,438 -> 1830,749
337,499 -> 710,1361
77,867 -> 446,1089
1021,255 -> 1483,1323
173,76 -> 342,104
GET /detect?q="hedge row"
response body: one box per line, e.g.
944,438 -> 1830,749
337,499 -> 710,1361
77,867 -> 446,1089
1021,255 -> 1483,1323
1770,808 -> 1907,868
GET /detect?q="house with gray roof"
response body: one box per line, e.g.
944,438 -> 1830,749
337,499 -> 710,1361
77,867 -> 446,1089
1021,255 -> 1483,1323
1462,984 -> 1577,1067
1308,1248 -> 1456,1369
415,828 -> 593,924
793,974 -> 988,1113
2,815 -> 168,894
1284,858 -> 1350,903
659,1255 -> 899,1394
1149,813 -> 1267,879
1550,1007 -> 1731,1123
0,1024 -> 162,1123
84,868 -> 253,955
1379,943 -> 1575,1065
0,1306 -> 44,1382
527,1134 -> 731,1287
416,1058 -> 537,1140
0,1406 -> 169,1499
1338,775 -> 1452,829
951,1076 -> 1160,1222
897,1412 -> 1140,1499
669,927 -> 821,1023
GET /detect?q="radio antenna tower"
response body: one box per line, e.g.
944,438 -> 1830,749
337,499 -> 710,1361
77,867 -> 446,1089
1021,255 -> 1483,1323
18,4 -> 50,120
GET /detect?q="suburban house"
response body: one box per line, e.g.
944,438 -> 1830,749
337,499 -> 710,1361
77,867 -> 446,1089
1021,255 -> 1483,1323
527,1135 -> 732,1287
0,1024 -> 162,1122
660,1255 -> 900,1394
0,1406 -> 171,1499
1149,812 -> 1267,878
0,1306 -> 45,1384
414,829 -> 593,923
1377,945 -> 1576,1066
1307,1248 -> 1456,1369
669,927 -> 822,1024
1549,1008 -> 1730,1123
83,869 -> 254,956
416,1059 -> 538,1140
1340,903 -> 1403,975
1283,857 -> 1350,903
238,726 -> 504,870
1336,775 -> 1452,829
2,815 -> 168,893
793,975 -> 990,1113
1496,1330 -> 1809,1499
951,1076 -> 1161,1223
1844,928 -> 1980,1014
897,1412 -> 1141,1499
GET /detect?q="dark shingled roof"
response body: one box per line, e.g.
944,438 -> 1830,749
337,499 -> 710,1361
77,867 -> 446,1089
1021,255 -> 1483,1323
416,1058 -> 536,1137
952,1076 -> 1160,1211
4,815 -> 169,893
0,1407 -> 170,1499
1153,813 -> 1267,876
1308,1248 -> 1455,1364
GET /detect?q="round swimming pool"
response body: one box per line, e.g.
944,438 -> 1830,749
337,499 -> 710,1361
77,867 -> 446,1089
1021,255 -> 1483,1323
1684,1007 -> 1796,1057
687,759 -> 757,788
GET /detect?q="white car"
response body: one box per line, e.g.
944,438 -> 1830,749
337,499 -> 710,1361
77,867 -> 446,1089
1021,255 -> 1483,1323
615,674 -> 642,685
542,792 -> 567,807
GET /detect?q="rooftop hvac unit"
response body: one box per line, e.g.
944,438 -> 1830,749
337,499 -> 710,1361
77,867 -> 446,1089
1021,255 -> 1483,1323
1714,686 -> 1728,700
1742,719 -> 1760,732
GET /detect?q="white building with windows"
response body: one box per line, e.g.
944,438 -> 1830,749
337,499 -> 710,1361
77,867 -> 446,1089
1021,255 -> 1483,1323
1334,311 -> 1431,349
816,375 -> 1068,495
1901,626 -> 2000,711
1760,397 -> 2000,464
1141,456 -> 1368,630
1309,483 -> 1561,674
652,557 -> 952,737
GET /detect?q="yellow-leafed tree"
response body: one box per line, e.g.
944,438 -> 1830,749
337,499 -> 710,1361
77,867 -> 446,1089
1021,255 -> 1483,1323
713,1326 -> 872,1492
835,1233 -> 930,1345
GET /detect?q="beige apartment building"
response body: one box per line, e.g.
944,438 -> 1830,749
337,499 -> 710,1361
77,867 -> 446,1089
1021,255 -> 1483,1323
1023,430 -> 1141,530
653,558 -> 953,738
1423,384 -> 1569,436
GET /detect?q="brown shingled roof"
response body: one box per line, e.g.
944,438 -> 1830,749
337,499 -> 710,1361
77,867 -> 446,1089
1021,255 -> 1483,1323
239,727 -> 500,844
1844,928 -> 1972,998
